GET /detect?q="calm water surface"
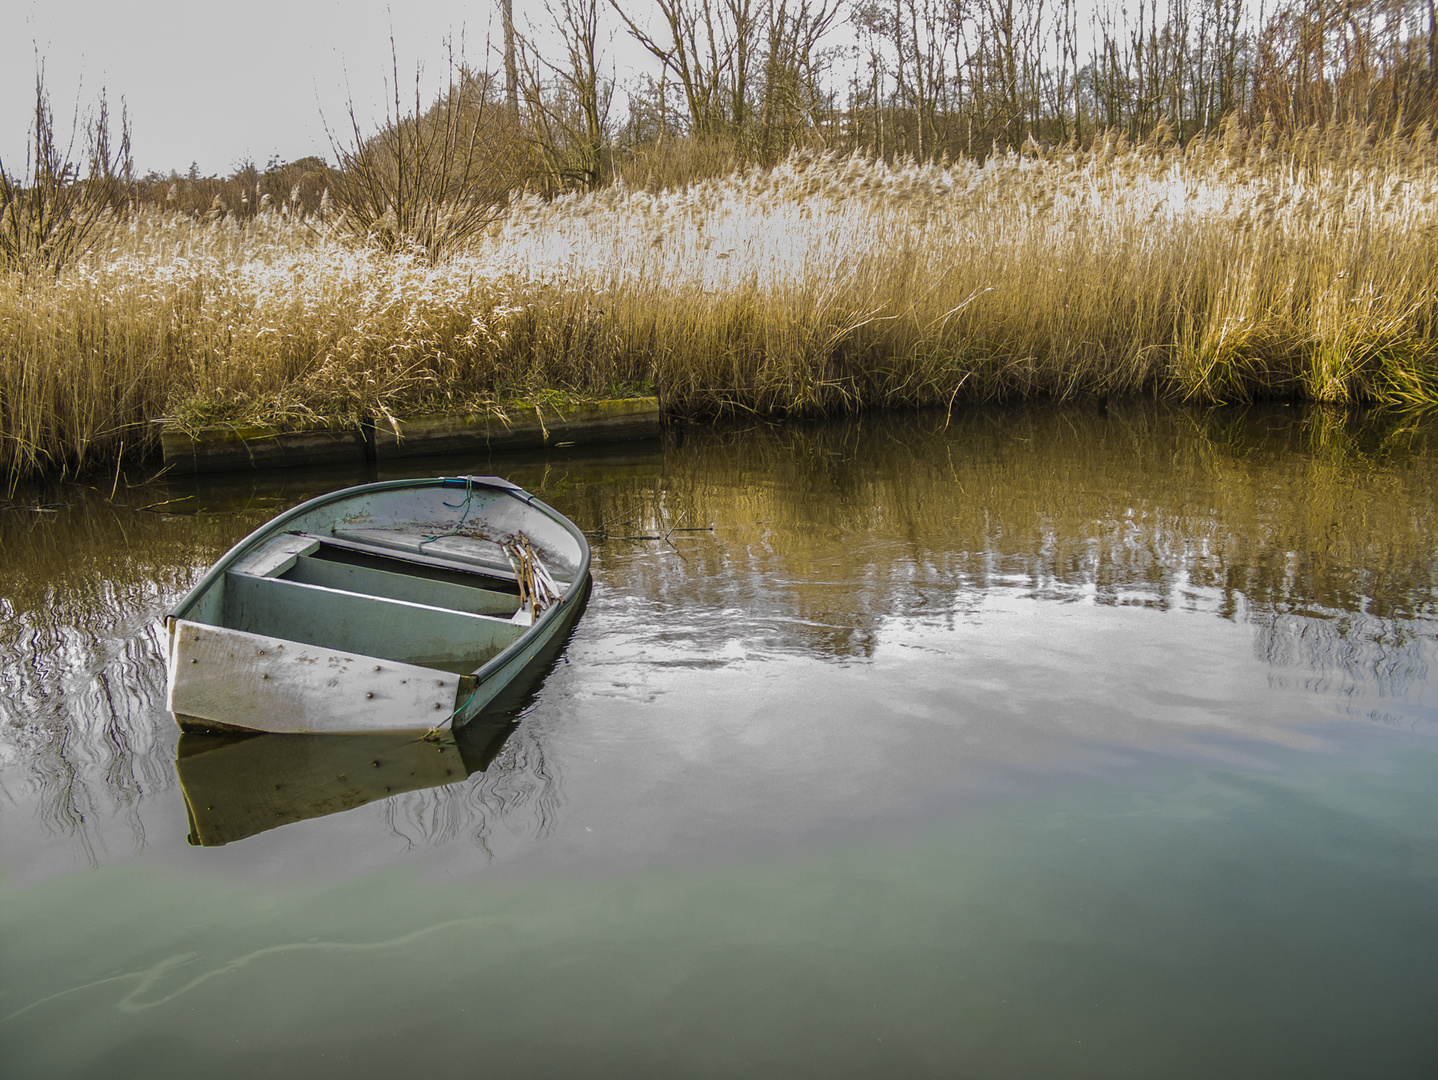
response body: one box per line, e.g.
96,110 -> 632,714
2,404 -> 1436,1078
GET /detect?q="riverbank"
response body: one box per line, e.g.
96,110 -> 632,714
159,396 -> 661,473
4,127 -> 1437,488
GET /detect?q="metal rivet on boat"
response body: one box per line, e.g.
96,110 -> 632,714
374,665 -> 382,672
190,659 -> 198,664
433,703 -> 442,709
261,674 -> 270,680
366,692 -> 374,699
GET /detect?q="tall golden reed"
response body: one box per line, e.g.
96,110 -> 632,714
2,122 -> 1436,486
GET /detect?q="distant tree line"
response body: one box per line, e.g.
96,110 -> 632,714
132,156 -> 330,217
510,0 -> 1437,184
126,0 -> 1438,208
7,0 -> 1435,269
134,0 -> 1438,210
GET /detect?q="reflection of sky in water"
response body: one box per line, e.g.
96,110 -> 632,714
541,582 -> 1433,871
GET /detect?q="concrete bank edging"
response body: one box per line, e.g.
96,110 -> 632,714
160,397 -> 662,474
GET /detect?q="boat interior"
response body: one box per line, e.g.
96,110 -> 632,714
185,530 -> 546,673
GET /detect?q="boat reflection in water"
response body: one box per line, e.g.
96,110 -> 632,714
175,580 -> 589,846
176,720 -> 517,847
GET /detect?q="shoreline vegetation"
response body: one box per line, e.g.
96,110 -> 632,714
4,0 -> 1438,488
4,124 -> 1437,487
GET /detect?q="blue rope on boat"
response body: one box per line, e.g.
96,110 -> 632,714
420,475 -> 476,547
441,473 -> 474,511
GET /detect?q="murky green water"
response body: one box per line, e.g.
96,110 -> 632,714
3,404 -> 1437,1078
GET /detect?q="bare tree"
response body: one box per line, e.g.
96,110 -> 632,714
502,0 -> 520,114
324,38 -> 518,261
0,67 -> 132,275
759,0 -> 844,156
609,0 -> 759,136
517,0 -> 616,190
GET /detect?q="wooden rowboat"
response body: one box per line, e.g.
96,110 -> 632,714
165,475 -> 590,735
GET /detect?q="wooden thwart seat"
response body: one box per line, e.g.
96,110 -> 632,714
329,528 -> 518,580
221,572 -> 524,669
282,551 -> 520,616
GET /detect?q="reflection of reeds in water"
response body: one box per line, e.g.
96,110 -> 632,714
556,403 -> 1437,700
0,486 -> 266,862
1253,608 -> 1431,723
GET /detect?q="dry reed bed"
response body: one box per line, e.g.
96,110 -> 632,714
498,126 -> 1438,413
3,125 -> 1437,485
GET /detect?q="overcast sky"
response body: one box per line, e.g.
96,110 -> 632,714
0,1 -> 604,177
